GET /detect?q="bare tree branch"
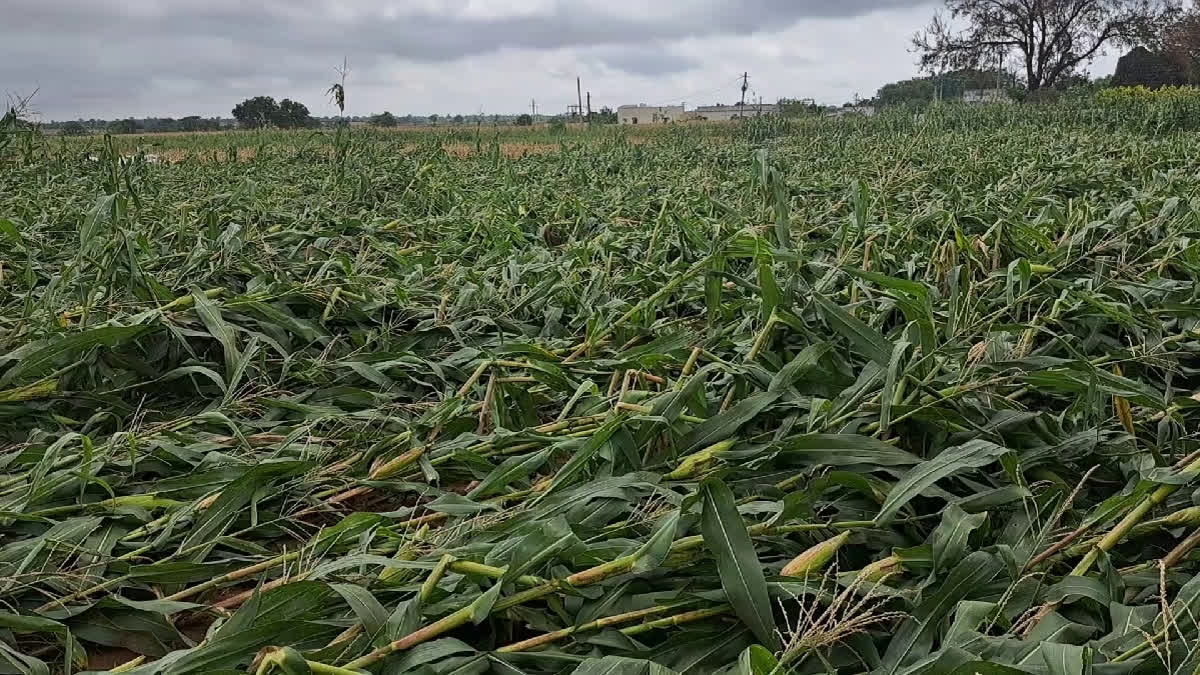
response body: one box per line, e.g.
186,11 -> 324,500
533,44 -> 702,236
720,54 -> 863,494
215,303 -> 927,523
912,0 -> 1181,90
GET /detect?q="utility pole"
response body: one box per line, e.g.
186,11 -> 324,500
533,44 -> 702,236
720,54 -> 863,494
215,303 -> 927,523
586,91 -> 591,117
740,72 -> 749,107
530,99 -> 537,118
576,77 -> 583,120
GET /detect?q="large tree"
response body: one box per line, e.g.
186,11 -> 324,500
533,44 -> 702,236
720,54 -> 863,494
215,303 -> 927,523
914,0 -> 1179,91
273,99 -> 314,129
233,96 -> 315,129
1113,45 -> 1187,86
369,111 -> 398,127
1164,7 -> 1200,82
232,96 -> 278,129
877,77 -> 937,106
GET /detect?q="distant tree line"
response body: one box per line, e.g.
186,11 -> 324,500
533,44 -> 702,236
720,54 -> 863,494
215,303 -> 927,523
47,102 -> 622,136
363,107 -> 618,128
47,116 -> 225,136
775,99 -> 827,116
590,107 -> 617,124
871,68 -> 1019,106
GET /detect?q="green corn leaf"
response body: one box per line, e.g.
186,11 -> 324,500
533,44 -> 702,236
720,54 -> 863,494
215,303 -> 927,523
700,477 -> 778,650
768,343 -> 833,393
813,293 -> 891,366
879,551 -> 1003,674
0,325 -> 154,386
930,504 -> 987,571
875,440 -> 1010,526
1038,642 -> 1088,675
329,583 -> 390,641
678,392 -> 780,456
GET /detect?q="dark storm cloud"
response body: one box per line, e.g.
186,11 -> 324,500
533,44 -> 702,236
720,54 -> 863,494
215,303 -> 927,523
586,47 -> 702,78
3,0 -> 932,118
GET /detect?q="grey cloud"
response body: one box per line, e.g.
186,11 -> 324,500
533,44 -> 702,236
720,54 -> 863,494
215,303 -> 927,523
586,47 -> 701,77
3,0 -> 933,118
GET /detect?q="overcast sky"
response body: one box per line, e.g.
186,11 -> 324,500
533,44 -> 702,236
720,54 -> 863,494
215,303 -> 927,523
5,0 -> 1124,121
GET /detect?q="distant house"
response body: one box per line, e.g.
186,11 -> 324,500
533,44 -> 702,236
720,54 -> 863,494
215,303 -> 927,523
617,102 -> 782,124
963,89 -> 1011,104
688,103 -> 778,121
617,104 -> 684,125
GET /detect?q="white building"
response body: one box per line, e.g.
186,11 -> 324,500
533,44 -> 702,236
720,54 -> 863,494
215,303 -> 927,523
689,103 -> 778,121
617,104 -> 684,125
963,89 -> 1011,104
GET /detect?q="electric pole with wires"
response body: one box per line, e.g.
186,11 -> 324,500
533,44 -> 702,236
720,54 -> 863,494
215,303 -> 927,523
740,72 -> 749,107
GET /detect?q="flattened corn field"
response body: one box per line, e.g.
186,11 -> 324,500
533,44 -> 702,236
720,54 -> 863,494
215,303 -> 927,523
3,110 -> 1200,675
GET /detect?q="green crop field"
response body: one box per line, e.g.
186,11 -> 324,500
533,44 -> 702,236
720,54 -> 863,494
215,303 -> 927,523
2,99 -> 1200,675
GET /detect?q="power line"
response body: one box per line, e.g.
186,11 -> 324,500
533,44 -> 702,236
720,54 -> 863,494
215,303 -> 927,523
641,76 -> 746,108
